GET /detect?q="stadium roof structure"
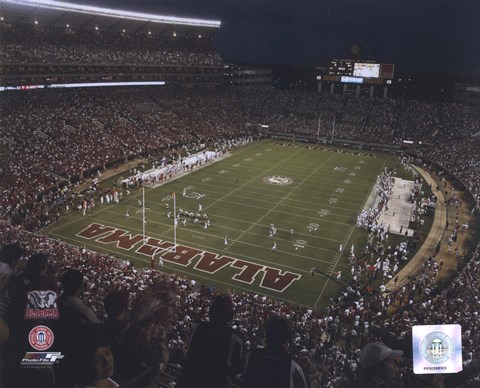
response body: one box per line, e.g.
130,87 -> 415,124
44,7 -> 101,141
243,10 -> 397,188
0,0 -> 221,38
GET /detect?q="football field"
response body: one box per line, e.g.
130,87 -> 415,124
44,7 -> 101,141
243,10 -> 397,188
48,140 -> 394,309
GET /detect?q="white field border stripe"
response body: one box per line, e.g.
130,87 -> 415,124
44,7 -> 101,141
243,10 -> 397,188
314,224 -> 356,309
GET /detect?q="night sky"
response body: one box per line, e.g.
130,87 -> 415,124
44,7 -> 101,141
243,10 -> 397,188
92,0 -> 479,76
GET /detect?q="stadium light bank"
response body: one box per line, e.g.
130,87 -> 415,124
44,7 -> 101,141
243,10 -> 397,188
0,81 -> 167,91
1,0 -> 222,28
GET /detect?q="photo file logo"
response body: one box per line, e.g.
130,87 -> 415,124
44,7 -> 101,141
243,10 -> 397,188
21,352 -> 64,367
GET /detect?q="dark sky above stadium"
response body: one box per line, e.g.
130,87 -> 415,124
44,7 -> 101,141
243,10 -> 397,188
93,0 -> 479,75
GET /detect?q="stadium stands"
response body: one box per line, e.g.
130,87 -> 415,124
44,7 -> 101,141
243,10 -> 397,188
0,23 -> 223,67
1,222 -> 479,386
1,18 -> 479,388
1,87 -> 479,229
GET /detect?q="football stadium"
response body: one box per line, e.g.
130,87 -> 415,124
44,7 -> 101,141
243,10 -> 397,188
0,0 -> 479,387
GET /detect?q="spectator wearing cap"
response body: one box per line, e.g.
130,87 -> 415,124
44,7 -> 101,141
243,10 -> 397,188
243,314 -> 308,388
179,294 -> 246,388
357,342 -> 404,387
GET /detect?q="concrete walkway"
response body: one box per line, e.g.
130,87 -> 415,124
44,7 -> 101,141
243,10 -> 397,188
386,165 -> 474,290
386,166 -> 447,289
377,177 -> 416,237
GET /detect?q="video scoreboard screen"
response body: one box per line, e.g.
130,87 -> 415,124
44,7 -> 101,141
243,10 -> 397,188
323,59 -> 394,84
353,63 -> 380,78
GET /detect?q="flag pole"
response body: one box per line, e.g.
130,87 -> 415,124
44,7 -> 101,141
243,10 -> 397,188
173,192 -> 177,253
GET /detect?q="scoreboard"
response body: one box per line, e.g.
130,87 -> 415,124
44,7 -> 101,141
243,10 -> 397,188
327,59 -> 354,76
323,59 -> 394,84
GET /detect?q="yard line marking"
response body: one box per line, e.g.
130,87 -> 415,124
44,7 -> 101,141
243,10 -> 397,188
212,199 -> 356,221
47,232 -> 314,308
189,177 -> 373,198
313,157 -> 388,308
204,148 -> 305,213
100,207 -> 346,244
51,225 -> 325,276
230,153 -> 336,248
140,197 -> 356,224
49,142 -> 267,235
91,215 -> 338,264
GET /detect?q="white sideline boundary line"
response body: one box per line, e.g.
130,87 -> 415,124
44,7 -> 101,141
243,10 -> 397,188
313,158 -> 388,308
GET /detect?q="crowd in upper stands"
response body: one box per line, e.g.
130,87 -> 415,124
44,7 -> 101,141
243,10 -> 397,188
0,23 -> 223,67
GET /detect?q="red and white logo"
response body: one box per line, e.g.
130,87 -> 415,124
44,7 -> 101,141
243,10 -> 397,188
28,325 -> 54,351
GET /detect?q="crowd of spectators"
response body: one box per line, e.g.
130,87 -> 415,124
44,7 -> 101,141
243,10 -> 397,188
1,86 -> 479,230
1,217 -> 479,386
1,22 -> 480,384
0,87 -> 253,229
0,23 -> 223,67
356,169 -> 395,229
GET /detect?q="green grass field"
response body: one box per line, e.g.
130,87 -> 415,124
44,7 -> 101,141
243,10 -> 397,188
48,140 -> 397,309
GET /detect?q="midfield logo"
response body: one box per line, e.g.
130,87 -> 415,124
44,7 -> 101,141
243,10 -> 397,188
263,176 -> 293,185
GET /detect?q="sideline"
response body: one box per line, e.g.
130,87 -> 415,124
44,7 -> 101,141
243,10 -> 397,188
74,158 -> 149,193
149,153 -> 231,188
386,165 -> 447,290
